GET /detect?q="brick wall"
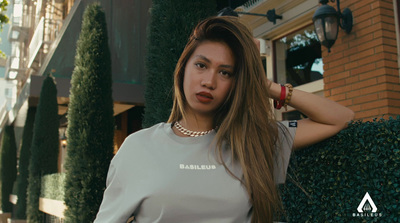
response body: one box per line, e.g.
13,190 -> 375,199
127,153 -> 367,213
323,0 -> 400,121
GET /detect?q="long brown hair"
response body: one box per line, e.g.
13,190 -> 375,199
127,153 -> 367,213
168,16 -> 281,222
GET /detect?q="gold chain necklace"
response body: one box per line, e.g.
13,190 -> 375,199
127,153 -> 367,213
174,122 -> 214,137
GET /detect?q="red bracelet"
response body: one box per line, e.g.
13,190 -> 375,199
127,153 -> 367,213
274,84 -> 286,109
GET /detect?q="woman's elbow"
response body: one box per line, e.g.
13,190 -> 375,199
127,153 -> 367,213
342,108 -> 355,128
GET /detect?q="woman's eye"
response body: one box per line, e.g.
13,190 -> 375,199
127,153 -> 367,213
195,63 -> 206,69
220,70 -> 232,77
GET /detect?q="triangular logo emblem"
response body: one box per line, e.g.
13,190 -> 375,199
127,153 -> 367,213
357,192 -> 377,213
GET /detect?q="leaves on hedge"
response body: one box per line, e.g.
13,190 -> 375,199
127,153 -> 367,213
280,117 -> 400,222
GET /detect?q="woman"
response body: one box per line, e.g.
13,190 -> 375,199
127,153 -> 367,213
94,16 -> 354,223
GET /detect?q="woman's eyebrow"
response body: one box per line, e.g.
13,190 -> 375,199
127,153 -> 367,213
194,55 -> 234,69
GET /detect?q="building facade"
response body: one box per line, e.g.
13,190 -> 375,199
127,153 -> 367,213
238,0 -> 400,121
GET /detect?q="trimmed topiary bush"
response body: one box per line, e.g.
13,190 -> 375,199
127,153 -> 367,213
14,107 -> 36,219
41,173 -> 65,201
63,3 -> 114,222
27,75 -> 59,223
0,124 -> 17,213
280,117 -> 400,222
143,0 -> 217,127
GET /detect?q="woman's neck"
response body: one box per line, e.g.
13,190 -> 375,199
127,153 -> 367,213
179,115 -> 214,132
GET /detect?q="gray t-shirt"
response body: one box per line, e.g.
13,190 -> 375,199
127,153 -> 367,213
94,121 -> 296,223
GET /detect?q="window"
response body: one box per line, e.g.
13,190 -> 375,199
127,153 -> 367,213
274,25 -> 323,87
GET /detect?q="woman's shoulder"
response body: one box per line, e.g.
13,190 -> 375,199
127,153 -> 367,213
115,123 -> 168,155
125,122 -> 166,140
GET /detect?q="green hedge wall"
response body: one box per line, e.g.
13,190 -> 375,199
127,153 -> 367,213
0,125 -> 17,213
143,0 -> 217,127
280,117 -> 400,222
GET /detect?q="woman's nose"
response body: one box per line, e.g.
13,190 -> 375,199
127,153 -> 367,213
200,71 -> 216,90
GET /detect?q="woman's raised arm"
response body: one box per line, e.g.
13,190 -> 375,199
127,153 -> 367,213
269,81 -> 355,150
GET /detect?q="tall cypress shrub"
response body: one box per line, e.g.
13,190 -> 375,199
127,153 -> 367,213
14,107 -> 36,219
143,0 -> 217,127
0,125 -> 17,213
63,3 -> 114,222
27,75 -> 59,223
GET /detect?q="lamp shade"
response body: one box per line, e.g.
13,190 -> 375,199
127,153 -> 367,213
313,4 -> 339,52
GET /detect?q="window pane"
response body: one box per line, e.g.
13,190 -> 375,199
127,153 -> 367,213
274,25 -> 323,87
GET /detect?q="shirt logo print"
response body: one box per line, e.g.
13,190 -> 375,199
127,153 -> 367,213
179,164 -> 217,170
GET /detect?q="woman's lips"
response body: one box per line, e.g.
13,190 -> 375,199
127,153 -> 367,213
196,92 -> 213,103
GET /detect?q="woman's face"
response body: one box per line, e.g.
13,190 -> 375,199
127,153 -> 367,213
183,40 -> 235,117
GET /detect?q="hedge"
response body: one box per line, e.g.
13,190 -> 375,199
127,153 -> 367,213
27,75 -> 59,223
280,117 -> 400,222
0,124 -> 17,213
143,0 -> 217,127
41,173 -> 65,201
14,107 -> 36,219
63,3 -> 114,223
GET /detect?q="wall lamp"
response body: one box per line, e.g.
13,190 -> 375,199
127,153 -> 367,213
218,7 -> 282,24
312,0 -> 353,52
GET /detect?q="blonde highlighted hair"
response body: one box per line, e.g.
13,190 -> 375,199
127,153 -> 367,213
168,16 -> 281,222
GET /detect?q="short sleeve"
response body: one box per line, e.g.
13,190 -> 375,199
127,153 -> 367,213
274,120 -> 297,184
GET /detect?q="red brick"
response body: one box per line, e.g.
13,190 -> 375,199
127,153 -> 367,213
349,49 -> 375,61
349,33 -> 374,48
380,45 -> 398,54
386,107 -> 400,114
339,99 -> 353,107
326,79 -> 346,90
374,15 -> 396,25
353,4 -> 373,18
345,75 -> 360,84
354,19 -> 373,32
347,89 -> 362,98
352,78 -> 378,90
357,54 -> 383,66
329,42 -> 350,53
357,23 -> 382,37
355,108 -> 380,119
354,0 -> 375,9
358,39 -> 384,52
355,12 -> 376,24
359,83 -> 387,95
376,60 -> 399,69
359,68 -> 387,80
376,0 -> 396,10
349,104 -> 362,112
345,61 -> 359,70
361,99 -> 389,110
329,93 -> 347,102
350,63 -> 376,76
381,38 -> 398,47
353,93 -> 379,104
331,85 -> 352,96
329,57 -> 350,69
379,8 -> 395,18
374,30 -> 397,39
323,51 -> 344,63
330,71 -> 351,82
379,91 -> 400,100
343,47 -> 359,57
324,90 -> 331,97
387,99 -> 400,107
377,75 -> 400,83
324,66 -> 345,77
